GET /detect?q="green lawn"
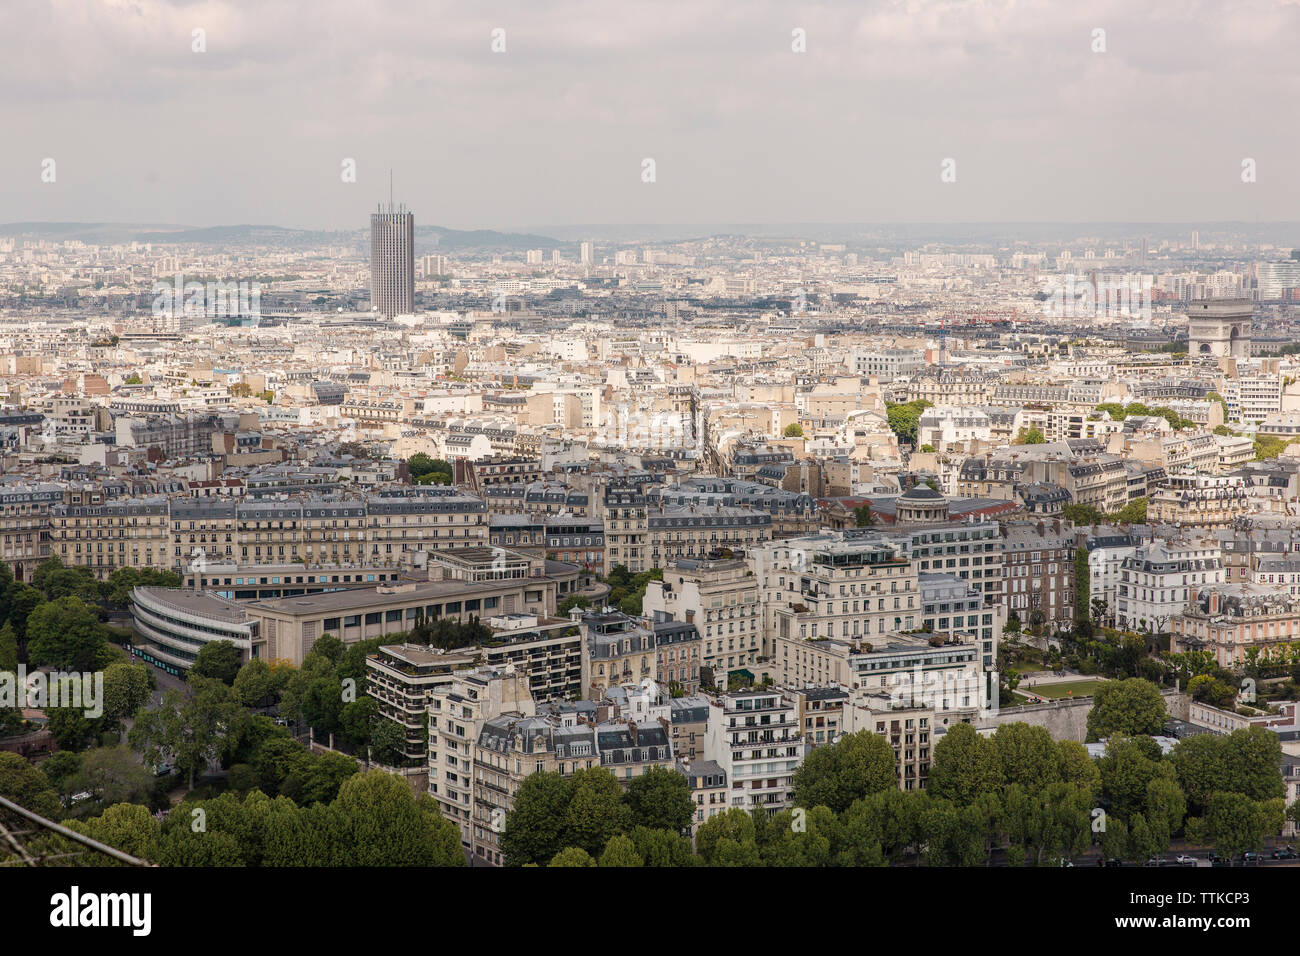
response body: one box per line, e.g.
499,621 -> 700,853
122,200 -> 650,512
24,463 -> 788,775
1016,678 -> 1110,701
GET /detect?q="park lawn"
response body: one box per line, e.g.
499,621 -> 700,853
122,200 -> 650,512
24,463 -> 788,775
1018,678 -> 1110,700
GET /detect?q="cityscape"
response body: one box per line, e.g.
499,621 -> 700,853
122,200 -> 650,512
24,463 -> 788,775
2,0 -> 1298,939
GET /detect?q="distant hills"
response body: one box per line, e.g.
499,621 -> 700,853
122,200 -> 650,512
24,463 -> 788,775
2,220 -> 1296,251
0,221 -> 569,253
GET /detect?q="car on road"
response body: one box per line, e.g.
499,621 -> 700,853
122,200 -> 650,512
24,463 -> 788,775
1242,851 -> 1260,864
153,762 -> 174,777
1272,846 -> 1298,860
1175,854 -> 1198,865
1209,853 -> 1230,866
1098,858 -> 1123,867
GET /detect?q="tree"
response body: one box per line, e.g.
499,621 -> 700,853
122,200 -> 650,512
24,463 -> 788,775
1112,497 -> 1147,525
279,750 -> 359,806
101,661 -> 155,733
70,746 -> 154,807
853,504 -> 872,528
792,730 -> 897,813
46,689 -> 103,751
102,567 -> 182,609
1098,735 -> 1177,821
6,583 -> 42,641
501,772 -> 572,866
1086,678 -> 1166,741
993,723 -> 1063,792
1014,426 -> 1046,445
549,847 -> 596,867
190,640 -> 243,685
557,594 -> 591,616
25,596 -> 110,671
783,423 -> 804,438
0,752 -> 61,819
761,805 -> 843,867
1073,547 -> 1091,633
1170,727 -> 1284,813
563,767 -> 632,858
333,771 -> 464,866
623,766 -> 693,832
32,558 -> 99,604
40,751 -> 83,796
69,803 -> 160,863
1198,792 -> 1282,858
129,677 -> 241,789
368,716 -> 407,766
233,658 -> 288,709
0,622 -> 16,673
929,722 -> 1002,805
695,808 -> 761,866
599,833 -> 644,867
407,454 -> 453,486
629,826 -> 694,867
1063,503 -> 1104,526
885,400 -> 931,445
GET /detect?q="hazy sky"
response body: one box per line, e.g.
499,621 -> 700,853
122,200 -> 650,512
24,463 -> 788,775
4,0 -> 1299,231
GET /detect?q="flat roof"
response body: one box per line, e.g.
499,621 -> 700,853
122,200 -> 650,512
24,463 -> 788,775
247,577 -> 541,615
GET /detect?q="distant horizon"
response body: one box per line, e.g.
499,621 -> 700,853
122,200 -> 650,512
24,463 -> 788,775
3,218 -> 1299,247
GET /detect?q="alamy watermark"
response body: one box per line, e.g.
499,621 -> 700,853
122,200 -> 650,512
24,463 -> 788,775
151,273 -> 261,321
888,665 -> 999,716
1040,273 -> 1152,320
0,665 -> 104,719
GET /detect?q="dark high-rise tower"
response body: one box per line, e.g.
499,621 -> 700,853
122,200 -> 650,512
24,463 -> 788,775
369,202 -> 415,317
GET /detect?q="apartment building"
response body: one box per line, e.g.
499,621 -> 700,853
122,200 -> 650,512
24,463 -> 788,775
680,759 -> 729,835
366,643 -> 477,769
669,694 -> 710,762
470,700 -> 675,865
580,609 -> 657,699
999,521 -> 1076,636
429,665 -> 536,849
788,685 -> 848,749
1171,584 -> 1300,668
602,483 -> 649,572
1149,473 -> 1251,527
920,572 -> 999,666
1116,537 -> 1224,633
51,494 -> 170,578
1084,529 -> 1138,626
47,486 -> 494,578
0,482 -> 60,580
482,480 -> 591,518
845,632 -> 985,727
757,534 -> 921,649
703,689 -> 804,816
644,557 -> 761,691
477,613 -> 582,702
653,619 -> 703,695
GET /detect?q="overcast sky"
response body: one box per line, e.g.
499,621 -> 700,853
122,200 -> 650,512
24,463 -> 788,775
3,0 -> 1299,232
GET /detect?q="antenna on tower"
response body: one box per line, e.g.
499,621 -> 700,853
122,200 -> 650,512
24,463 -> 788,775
389,169 -> 393,211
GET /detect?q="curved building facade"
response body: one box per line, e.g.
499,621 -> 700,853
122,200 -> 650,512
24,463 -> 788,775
130,586 -> 255,672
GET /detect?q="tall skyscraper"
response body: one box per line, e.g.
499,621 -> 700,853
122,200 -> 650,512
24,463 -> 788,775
580,241 -> 594,266
370,202 -> 415,317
